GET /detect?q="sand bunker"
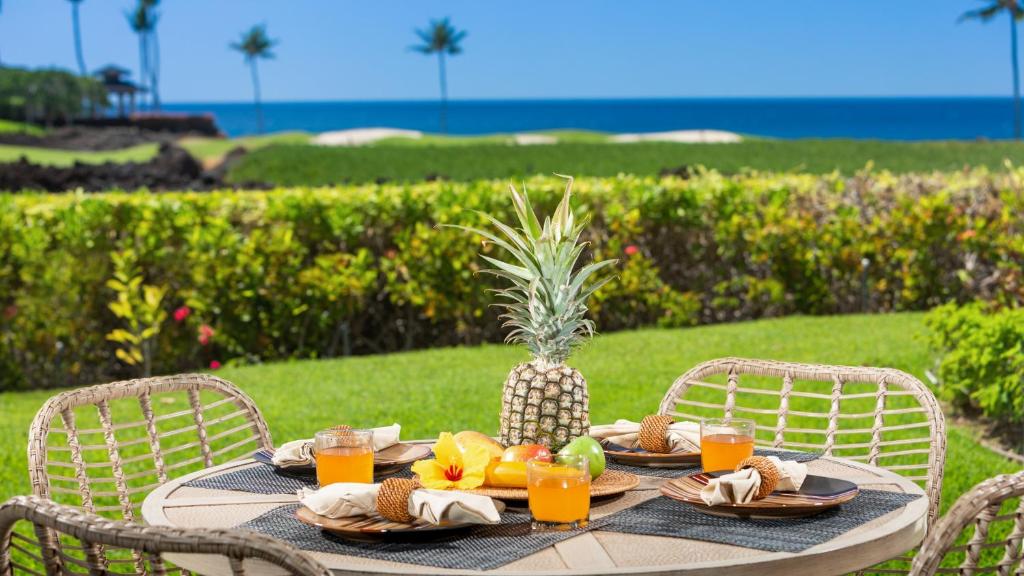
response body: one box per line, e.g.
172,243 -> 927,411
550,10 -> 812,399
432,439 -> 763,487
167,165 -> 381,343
513,133 -> 558,145
313,128 -> 423,146
611,129 -> 742,143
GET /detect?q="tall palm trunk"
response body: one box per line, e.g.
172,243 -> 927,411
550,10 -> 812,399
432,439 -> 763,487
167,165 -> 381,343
71,2 -> 86,77
1012,12 -> 1021,140
249,57 -> 264,134
437,51 -> 448,133
137,34 -> 149,111
149,27 -> 160,110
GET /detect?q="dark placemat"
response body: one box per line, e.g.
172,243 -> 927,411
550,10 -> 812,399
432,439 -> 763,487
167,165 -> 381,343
607,448 -> 821,479
239,503 -> 608,571
185,463 -> 415,495
598,488 -> 920,553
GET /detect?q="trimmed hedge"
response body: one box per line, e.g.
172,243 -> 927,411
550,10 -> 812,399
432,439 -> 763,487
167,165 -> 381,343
1,170 -> 1022,390
926,302 -> 1023,436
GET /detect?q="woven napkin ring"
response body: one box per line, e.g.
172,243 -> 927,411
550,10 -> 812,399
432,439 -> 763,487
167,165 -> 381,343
327,425 -> 358,446
736,456 -> 780,500
638,414 -> 675,453
376,478 -> 420,523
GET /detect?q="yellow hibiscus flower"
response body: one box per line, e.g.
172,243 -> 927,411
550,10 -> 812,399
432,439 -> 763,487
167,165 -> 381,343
411,432 -> 489,490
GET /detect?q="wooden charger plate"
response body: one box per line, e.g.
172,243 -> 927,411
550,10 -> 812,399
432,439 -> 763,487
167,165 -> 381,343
661,473 -> 860,518
295,500 -> 506,540
254,443 -> 431,475
464,469 -> 640,501
602,442 -> 701,468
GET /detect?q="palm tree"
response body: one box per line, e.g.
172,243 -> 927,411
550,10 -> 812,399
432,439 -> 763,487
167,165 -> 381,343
141,0 -> 160,110
411,18 -> 467,133
126,4 -> 155,110
961,0 -> 1024,139
67,0 -> 87,77
231,25 -> 277,134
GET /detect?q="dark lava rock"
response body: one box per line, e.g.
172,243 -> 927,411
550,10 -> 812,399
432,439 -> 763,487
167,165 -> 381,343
0,126 -> 179,151
0,143 -> 234,192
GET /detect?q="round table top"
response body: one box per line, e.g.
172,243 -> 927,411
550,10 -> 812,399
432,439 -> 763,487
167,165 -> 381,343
141,453 -> 927,576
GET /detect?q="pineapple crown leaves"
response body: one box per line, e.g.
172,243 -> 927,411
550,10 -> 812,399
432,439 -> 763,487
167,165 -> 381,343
444,175 -> 617,366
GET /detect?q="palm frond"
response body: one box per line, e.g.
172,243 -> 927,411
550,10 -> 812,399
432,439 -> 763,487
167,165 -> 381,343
959,2 -> 1008,22
411,17 -> 467,56
231,24 -> 277,60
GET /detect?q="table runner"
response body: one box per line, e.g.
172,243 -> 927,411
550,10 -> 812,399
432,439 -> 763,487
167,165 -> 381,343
598,488 -> 920,553
605,447 -> 821,478
239,503 -> 611,571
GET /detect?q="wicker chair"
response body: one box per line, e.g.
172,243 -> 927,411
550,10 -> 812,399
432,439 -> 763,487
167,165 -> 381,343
909,471 -> 1024,576
26,374 -> 274,573
0,495 -> 330,576
659,357 -> 947,575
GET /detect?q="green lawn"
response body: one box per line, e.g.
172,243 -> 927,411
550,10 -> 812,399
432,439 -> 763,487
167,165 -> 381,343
227,139 -> 1024,185
0,119 -> 45,137
0,312 -> 1017,521
179,131 -> 312,163
6,134 -> 1024,181
0,142 -> 158,166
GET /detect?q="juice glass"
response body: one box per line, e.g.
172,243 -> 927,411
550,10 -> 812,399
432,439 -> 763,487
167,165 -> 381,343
526,454 -> 590,530
700,417 -> 755,472
314,428 -> 374,486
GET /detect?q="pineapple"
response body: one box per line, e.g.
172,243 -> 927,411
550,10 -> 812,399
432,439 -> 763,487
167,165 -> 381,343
454,175 -> 616,451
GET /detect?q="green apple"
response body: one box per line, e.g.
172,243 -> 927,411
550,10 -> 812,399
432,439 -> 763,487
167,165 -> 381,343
558,436 -> 606,479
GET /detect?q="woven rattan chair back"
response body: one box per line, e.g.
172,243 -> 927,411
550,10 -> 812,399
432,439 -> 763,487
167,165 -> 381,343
910,471 -> 1024,576
659,357 -> 946,525
28,374 -> 273,522
0,495 -> 330,576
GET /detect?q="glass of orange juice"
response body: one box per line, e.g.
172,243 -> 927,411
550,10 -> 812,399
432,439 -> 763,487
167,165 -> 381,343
526,454 -> 590,530
700,417 -> 755,472
314,428 -> 374,486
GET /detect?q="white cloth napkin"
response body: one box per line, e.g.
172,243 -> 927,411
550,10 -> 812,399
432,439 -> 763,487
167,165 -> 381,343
699,456 -> 808,505
589,419 -> 701,453
271,424 -> 402,468
299,483 -> 501,525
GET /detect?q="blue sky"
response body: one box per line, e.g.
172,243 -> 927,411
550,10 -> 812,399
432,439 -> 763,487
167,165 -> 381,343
1,0 -> 1017,103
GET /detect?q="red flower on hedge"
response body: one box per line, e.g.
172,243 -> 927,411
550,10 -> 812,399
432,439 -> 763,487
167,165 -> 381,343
198,324 -> 215,346
173,306 -> 191,323
209,360 -> 221,370
2,305 -> 16,320
624,245 -> 640,256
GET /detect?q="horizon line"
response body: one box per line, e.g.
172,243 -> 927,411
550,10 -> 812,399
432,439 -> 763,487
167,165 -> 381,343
159,95 -> 1022,106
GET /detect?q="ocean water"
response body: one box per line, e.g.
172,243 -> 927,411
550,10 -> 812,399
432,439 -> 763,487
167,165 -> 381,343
163,97 -> 1019,140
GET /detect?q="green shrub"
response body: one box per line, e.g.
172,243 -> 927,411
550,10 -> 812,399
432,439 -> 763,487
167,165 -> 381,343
0,169 -> 1022,390
926,302 -> 1024,431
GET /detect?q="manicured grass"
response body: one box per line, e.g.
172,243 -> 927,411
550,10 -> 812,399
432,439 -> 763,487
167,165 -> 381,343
0,312 -> 1017,523
0,119 -> 45,136
0,142 -> 158,166
228,139 -> 1024,185
179,131 -> 312,163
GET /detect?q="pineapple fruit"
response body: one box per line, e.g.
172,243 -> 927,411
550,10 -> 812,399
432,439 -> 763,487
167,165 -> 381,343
454,175 -> 616,451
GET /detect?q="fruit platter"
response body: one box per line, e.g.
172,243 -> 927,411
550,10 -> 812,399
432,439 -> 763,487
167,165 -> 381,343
411,430 -> 639,502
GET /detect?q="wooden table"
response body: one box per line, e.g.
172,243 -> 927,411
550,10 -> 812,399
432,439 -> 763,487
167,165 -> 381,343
142,455 -> 927,576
